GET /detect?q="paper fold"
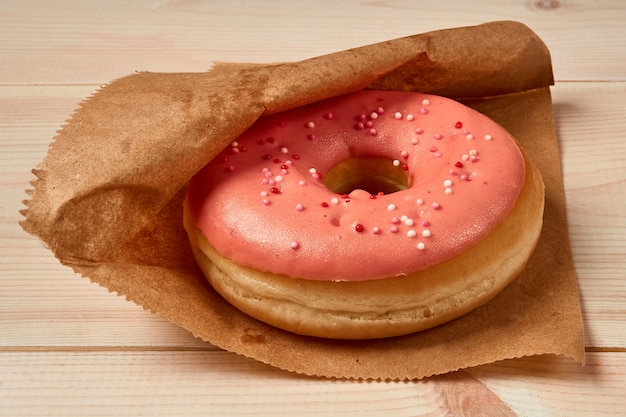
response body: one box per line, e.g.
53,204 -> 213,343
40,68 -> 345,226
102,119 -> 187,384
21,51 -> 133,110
21,21 -> 583,379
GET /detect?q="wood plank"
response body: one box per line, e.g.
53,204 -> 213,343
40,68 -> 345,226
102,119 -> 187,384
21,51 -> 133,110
552,82 -> 626,348
470,353 -> 626,417
2,82 -> 625,350
0,351 -> 623,417
1,0 -> 625,84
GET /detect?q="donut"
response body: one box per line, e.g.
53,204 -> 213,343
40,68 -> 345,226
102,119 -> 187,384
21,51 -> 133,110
183,90 -> 545,339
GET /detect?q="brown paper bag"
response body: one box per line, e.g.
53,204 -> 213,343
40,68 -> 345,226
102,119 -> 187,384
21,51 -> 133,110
21,21 -> 584,379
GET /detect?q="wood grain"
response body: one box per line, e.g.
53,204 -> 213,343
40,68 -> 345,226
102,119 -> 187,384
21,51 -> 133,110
1,1 -> 626,416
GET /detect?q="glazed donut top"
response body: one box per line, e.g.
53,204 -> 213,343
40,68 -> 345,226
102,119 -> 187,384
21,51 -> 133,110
186,90 -> 526,281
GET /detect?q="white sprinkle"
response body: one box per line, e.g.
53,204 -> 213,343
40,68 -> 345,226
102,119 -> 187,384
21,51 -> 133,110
484,134 -> 493,141
331,197 -> 339,205
411,138 -> 419,145
416,198 -> 424,205
298,180 -> 307,186
407,114 -> 414,121
462,154 -> 470,161
400,215 -> 408,222
306,121 -> 315,128
281,147 -> 289,154
469,149 -> 478,156
260,191 -> 268,197
444,188 -> 453,194
407,230 -> 417,238
421,99 -> 430,106
309,168 -> 317,174
405,218 -> 415,227
422,229 -> 432,237
274,175 -> 284,183
466,134 -> 474,140
393,159 -> 401,167
387,204 -> 397,211
417,242 -> 426,250
394,111 -> 402,119
231,141 -> 238,147
370,112 -> 379,120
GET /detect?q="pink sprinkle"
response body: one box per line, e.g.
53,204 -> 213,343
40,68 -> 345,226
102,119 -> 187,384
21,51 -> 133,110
377,106 -> 385,114
262,199 -> 271,206
421,220 -> 430,227
401,150 -> 409,159
372,227 -> 381,234
391,217 -> 401,224
415,128 -> 424,134
369,128 -> 377,136
390,225 -> 399,233
296,204 -> 305,211
434,133 -> 442,140
307,134 -> 316,140
355,122 -> 364,130
290,241 -> 300,250
324,112 -> 334,119
420,108 -> 429,115
429,146 -> 438,152
365,121 -> 373,128
432,202 -> 441,210
299,180 -> 307,186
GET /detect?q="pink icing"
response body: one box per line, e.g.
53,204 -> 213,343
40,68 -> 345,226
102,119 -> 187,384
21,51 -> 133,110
186,90 -> 525,281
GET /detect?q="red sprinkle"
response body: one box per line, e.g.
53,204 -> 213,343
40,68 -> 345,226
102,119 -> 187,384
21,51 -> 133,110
321,202 -> 329,207
455,121 -> 463,129
369,194 -> 377,199
273,158 -> 281,164
341,194 -> 350,199
270,187 -> 280,194
355,224 -> 365,233
292,154 -> 301,160
455,161 -> 464,168
402,164 -> 409,171
266,136 -> 276,143
281,164 -> 289,170
262,154 -> 272,160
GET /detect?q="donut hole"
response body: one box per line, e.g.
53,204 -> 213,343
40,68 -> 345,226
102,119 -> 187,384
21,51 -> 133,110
323,156 -> 409,195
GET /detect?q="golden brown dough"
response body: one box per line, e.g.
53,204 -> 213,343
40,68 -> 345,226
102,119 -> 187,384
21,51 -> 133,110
183,147 -> 544,339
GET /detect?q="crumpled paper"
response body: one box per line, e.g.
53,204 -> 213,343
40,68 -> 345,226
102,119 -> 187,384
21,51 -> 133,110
21,21 -> 584,379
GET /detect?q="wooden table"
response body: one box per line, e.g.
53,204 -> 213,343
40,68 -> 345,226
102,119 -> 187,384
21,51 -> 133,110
1,1 -> 625,415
